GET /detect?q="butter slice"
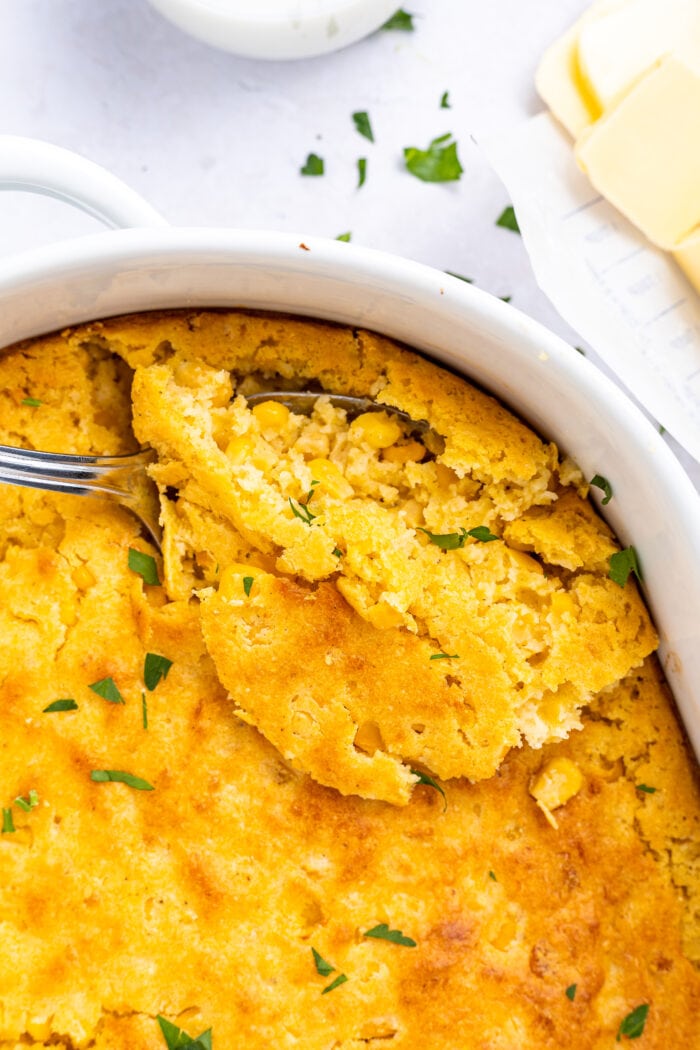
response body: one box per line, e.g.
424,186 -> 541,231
535,0 -> 620,137
576,56 -> 700,248
578,0 -> 700,111
673,230 -> 700,293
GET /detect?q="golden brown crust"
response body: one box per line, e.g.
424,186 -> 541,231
0,311 -> 697,1050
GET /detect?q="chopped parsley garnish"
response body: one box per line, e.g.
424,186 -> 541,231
575,346 -> 586,355
142,691 -> 148,730
352,111 -> 374,142
440,90 -> 451,109
289,496 -> 317,525
658,423 -> 666,435
301,153 -> 324,176
411,768 -> 446,810
418,525 -> 498,548
404,134 -> 463,183
636,784 -> 657,794
43,698 -> 78,713
243,576 -> 254,597
312,947 -> 335,977
332,547 -> 343,558
144,653 -> 173,691
445,272 -> 473,283
357,157 -> 367,188
91,770 -> 154,791
381,9 -> 414,30
565,983 -> 577,1001
364,923 -> 417,947
608,547 -> 642,588
89,677 -> 124,705
489,870 -> 498,882
2,807 -> 16,834
14,790 -> 39,813
157,1015 -> 212,1049
322,973 -> 348,994
616,1004 -> 649,1041
336,232 -> 352,242
22,397 -> 42,407
429,652 -> 459,660
128,548 -> 161,586
500,295 -> 512,303
590,474 -> 613,505
496,205 -> 520,233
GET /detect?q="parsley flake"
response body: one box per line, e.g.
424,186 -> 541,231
142,691 -> 148,730
89,677 -> 124,705
411,768 -> 446,810
312,947 -> 335,977
440,90 -> 451,109
575,346 -> 586,356
445,272 -> 473,283
418,525 -> 498,548
91,770 -> 154,791
608,547 -> 642,588
2,807 -> 16,834
616,1004 -> 649,1041
243,576 -> 254,597
565,983 -> 577,1001
322,973 -> 348,994
289,496 -> 317,525
404,133 -> 463,183
381,9 -> 414,30
364,923 -> 416,947
301,153 -> 324,176
22,397 -> 42,407
144,653 -> 173,691
659,423 -> 666,435
636,784 -> 657,794
332,547 -> 343,558
157,1015 -> 212,1050
43,698 -> 78,713
429,652 -> 459,660
352,111 -> 374,142
128,548 -> 161,586
590,474 -> 613,505
357,156 -> 367,188
496,205 -> 520,233
489,870 -> 498,882
336,232 -> 352,242
14,790 -> 39,813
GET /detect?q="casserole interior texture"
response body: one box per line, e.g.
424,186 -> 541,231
0,310 -> 698,1049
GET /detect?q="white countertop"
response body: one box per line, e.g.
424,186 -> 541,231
0,0 -> 697,485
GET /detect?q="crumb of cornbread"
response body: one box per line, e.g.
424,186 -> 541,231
0,313 -> 698,1050
82,310 -> 655,803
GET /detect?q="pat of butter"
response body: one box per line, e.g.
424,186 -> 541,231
578,0 -> 700,111
535,0 -> 619,138
576,56 -> 700,248
673,229 -> 700,293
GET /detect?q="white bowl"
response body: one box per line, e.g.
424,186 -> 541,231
146,0 -> 400,60
0,136 -> 698,758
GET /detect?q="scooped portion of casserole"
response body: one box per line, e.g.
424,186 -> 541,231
0,310 -> 696,1050
120,311 -> 654,803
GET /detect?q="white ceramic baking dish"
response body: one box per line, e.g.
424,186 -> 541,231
0,136 -> 698,758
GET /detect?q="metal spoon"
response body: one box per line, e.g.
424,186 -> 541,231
0,393 -> 428,550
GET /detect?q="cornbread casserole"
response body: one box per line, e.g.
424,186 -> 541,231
0,310 -> 698,1048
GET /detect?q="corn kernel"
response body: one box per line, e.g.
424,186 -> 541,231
71,564 -> 96,591
225,435 -> 276,470
353,721 -> 385,754
225,435 -> 253,464
509,549 -> 545,576
530,757 -> 583,830
218,563 -> 265,599
350,411 -> 402,450
400,499 -> 423,527
550,591 -> 576,616
25,1015 -> 53,1041
60,600 -> 78,627
252,400 -> 290,430
365,601 -> 405,629
307,458 -> 353,500
382,440 -> 426,464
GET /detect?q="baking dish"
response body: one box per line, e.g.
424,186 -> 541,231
0,135 -> 698,758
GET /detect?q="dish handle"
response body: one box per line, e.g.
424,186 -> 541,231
0,136 -> 167,231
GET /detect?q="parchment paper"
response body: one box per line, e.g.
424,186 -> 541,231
483,112 -> 700,461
